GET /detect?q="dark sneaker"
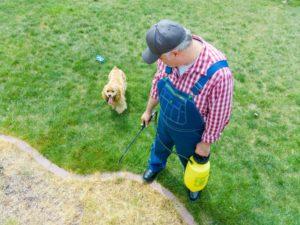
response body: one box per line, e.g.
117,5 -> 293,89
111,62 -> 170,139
142,169 -> 159,183
188,190 -> 202,202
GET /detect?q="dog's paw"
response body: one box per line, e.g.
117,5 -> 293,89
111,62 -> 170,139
115,105 -> 126,114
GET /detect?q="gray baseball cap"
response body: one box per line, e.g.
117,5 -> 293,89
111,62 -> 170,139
142,19 -> 187,64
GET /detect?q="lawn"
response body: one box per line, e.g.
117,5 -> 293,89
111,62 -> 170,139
0,0 -> 299,224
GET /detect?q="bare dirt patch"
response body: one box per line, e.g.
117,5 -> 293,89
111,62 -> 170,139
0,140 -> 187,225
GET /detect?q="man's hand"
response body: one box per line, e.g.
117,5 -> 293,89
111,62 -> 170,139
141,110 -> 152,127
141,97 -> 159,127
195,142 -> 211,157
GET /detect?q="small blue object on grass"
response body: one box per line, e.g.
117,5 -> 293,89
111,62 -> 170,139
96,55 -> 105,63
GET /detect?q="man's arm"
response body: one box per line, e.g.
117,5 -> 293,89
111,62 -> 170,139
141,60 -> 165,126
196,69 -> 234,157
146,97 -> 159,113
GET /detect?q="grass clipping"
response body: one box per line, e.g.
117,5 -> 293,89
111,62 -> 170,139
0,140 -> 187,225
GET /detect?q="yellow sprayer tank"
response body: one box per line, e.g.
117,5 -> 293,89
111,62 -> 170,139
184,155 -> 210,192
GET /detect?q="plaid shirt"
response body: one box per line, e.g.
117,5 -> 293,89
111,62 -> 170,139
150,35 -> 233,143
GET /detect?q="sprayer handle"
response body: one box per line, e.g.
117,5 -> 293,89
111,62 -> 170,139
141,111 -> 157,129
193,153 -> 210,164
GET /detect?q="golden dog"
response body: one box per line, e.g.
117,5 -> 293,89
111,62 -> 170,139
102,66 -> 127,114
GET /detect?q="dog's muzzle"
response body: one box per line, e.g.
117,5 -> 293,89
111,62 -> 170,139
107,96 -> 115,105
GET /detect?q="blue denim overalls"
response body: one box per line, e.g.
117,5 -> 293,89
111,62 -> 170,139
148,60 -> 228,172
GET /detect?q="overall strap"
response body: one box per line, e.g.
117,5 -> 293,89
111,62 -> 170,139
191,60 -> 228,95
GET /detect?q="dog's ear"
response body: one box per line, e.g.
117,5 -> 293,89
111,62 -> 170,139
121,70 -> 126,81
114,86 -> 122,102
102,85 -> 108,101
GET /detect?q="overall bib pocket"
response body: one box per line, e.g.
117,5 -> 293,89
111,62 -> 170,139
159,84 -> 187,125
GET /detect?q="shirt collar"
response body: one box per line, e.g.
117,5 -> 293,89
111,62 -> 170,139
178,60 -> 195,75
190,35 -> 209,76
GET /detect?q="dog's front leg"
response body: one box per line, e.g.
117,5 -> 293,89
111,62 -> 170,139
115,96 -> 127,114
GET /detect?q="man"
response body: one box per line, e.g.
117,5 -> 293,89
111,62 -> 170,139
141,19 -> 233,201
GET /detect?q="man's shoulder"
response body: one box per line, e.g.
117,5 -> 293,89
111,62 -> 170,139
193,34 -> 227,62
204,47 -> 232,84
206,44 -> 227,63
191,35 -> 228,75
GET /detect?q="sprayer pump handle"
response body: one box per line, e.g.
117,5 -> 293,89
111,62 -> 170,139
193,153 -> 210,164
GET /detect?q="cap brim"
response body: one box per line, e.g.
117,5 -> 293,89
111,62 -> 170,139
142,47 -> 159,64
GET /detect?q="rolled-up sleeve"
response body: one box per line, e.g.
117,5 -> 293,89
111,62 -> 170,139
202,68 -> 234,143
150,60 -> 165,100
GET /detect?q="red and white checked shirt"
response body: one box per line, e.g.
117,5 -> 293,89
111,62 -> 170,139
150,35 -> 234,143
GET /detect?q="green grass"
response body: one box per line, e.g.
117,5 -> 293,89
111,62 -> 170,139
0,0 -> 299,224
